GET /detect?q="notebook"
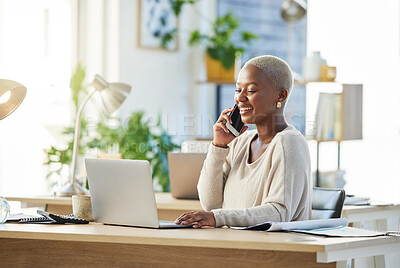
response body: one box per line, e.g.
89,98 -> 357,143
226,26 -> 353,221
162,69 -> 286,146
168,152 -> 207,199
7,210 -> 89,224
85,158 -> 192,229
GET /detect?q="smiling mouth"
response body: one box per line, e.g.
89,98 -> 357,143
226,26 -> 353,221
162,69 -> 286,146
239,107 -> 253,114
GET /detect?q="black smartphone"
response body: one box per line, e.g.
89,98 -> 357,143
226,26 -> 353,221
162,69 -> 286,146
224,105 -> 244,137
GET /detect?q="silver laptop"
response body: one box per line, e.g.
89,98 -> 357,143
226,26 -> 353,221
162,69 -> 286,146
168,152 -> 207,199
85,158 -> 192,229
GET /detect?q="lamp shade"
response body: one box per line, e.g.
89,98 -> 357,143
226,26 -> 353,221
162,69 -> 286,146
281,0 -> 307,22
91,75 -> 131,114
0,79 -> 27,120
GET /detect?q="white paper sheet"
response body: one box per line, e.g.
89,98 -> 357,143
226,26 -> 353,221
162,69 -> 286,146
292,226 -> 386,237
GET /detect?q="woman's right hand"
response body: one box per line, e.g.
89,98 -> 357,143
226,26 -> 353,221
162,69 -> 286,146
213,108 -> 248,148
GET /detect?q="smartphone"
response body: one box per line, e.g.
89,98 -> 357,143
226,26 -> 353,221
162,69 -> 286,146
224,105 -> 244,137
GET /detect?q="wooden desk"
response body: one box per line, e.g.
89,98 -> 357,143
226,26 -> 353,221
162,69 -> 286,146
5,193 -> 203,220
6,194 -> 400,232
1,222 -> 399,267
5,194 -> 400,267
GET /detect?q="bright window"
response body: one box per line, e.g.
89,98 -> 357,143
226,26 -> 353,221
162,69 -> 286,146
0,0 -> 73,195
307,0 -> 400,203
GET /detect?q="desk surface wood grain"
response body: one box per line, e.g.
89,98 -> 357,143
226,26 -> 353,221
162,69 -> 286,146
0,222 -> 398,254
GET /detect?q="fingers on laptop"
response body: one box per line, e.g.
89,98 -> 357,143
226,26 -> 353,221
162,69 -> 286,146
175,211 -> 216,228
174,211 -> 195,224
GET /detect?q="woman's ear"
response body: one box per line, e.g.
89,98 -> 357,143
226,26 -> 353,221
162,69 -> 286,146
277,89 -> 289,102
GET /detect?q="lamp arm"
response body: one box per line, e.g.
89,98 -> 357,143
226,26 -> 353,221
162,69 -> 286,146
70,89 -> 97,188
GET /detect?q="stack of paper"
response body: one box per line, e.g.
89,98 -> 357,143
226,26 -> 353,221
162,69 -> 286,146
293,226 -> 386,237
232,218 -> 394,237
232,218 -> 348,231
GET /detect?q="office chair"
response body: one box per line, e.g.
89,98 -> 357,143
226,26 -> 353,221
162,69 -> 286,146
311,187 -> 346,220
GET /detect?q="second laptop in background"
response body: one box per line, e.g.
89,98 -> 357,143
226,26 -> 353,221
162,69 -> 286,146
168,152 -> 207,200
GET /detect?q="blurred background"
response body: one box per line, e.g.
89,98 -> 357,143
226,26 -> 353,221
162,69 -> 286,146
0,0 -> 399,203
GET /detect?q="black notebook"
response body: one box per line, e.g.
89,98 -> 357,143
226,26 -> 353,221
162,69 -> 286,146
6,210 -> 89,224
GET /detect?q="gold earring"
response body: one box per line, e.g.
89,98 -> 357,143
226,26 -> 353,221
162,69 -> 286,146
276,102 -> 282,108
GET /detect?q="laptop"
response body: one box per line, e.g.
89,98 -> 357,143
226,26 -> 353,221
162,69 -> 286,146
168,152 -> 207,199
85,158 -> 192,229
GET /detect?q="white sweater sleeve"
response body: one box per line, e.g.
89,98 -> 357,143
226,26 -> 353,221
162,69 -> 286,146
211,135 -> 311,227
197,143 -> 231,211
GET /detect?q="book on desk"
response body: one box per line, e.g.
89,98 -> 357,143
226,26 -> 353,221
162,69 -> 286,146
6,210 -> 89,224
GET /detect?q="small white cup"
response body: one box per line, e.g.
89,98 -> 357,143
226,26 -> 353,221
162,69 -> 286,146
72,195 -> 94,221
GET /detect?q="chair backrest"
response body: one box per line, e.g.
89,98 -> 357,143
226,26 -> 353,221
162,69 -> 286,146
311,187 -> 346,220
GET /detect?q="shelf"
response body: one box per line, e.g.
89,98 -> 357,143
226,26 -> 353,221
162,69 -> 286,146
197,80 -> 236,85
294,80 -> 339,87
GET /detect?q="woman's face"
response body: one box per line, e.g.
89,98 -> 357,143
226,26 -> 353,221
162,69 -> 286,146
235,64 -> 279,125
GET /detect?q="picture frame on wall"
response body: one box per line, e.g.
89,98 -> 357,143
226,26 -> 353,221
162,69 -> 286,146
138,0 -> 178,51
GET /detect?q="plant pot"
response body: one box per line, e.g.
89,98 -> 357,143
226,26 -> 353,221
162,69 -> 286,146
206,53 -> 236,83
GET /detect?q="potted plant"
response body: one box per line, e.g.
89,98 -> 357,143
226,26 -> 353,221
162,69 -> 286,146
161,2 -> 259,82
189,11 -> 258,82
44,65 -> 179,192
86,111 -> 180,192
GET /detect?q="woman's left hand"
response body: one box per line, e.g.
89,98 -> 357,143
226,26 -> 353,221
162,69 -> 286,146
175,211 -> 216,228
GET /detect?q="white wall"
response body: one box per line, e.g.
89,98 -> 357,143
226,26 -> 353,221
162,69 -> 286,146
116,0 -> 216,141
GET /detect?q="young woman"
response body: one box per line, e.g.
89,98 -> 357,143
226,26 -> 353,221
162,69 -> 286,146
176,55 -> 311,228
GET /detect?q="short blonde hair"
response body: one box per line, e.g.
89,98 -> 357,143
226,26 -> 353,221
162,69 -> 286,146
245,55 -> 293,95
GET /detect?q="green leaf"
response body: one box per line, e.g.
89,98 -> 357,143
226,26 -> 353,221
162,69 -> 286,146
214,11 -> 239,36
171,0 -> 197,16
189,30 -> 202,46
69,63 -> 86,112
241,31 -> 259,44
161,29 -> 177,49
